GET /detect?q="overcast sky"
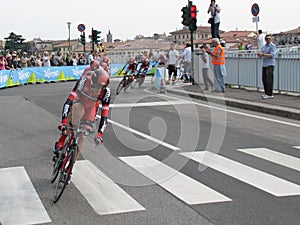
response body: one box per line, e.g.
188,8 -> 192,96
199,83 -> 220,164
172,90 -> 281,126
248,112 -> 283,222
2,0 -> 299,42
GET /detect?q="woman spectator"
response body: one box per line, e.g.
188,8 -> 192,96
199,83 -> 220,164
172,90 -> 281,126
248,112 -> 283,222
35,54 -> 43,67
0,55 -> 7,70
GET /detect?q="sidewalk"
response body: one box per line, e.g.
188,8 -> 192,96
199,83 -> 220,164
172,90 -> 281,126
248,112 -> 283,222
166,82 -> 300,120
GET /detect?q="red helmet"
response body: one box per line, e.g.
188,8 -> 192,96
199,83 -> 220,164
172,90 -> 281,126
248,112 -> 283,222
91,68 -> 109,88
90,60 -> 100,71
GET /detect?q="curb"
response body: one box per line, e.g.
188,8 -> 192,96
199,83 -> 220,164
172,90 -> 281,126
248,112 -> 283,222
167,88 -> 300,120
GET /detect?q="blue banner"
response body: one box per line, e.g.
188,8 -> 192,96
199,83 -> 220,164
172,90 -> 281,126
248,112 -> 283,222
0,62 -> 158,89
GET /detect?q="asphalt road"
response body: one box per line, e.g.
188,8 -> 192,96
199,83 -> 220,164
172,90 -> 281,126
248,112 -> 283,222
0,78 -> 299,225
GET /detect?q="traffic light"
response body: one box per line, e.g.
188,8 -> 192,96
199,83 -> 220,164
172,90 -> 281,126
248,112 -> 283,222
92,28 -> 101,44
189,5 -> 197,32
181,6 -> 190,26
80,32 -> 86,45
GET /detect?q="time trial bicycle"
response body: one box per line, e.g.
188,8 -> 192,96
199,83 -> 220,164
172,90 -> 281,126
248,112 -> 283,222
50,125 -> 93,203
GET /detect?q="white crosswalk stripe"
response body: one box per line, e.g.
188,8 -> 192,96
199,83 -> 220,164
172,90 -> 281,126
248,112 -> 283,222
180,151 -> 300,197
237,148 -> 300,171
72,160 -> 145,215
0,167 -> 51,225
1,145 -> 300,222
119,155 -> 232,205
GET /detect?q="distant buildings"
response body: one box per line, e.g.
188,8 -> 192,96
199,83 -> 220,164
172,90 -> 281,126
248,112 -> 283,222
2,26 -> 299,63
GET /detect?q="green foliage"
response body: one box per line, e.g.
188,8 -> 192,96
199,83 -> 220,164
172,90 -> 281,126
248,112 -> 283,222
4,32 -> 27,53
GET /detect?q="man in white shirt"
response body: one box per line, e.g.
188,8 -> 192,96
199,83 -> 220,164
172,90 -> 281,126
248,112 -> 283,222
88,51 -> 94,64
181,43 -> 192,83
257,29 -> 266,51
167,43 -> 179,84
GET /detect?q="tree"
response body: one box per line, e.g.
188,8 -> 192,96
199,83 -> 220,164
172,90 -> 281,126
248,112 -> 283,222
4,32 -> 27,53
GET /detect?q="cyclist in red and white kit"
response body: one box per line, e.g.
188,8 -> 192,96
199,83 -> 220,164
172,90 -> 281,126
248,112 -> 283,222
53,66 -> 110,160
136,55 -> 150,87
120,57 -> 137,87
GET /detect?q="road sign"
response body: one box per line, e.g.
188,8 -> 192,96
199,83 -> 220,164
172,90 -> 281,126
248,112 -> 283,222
252,16 -> 260,23
251,3 -> 260,17
77,24 -> 86,32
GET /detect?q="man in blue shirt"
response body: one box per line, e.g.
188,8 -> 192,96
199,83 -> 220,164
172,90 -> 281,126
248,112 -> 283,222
258,34 -> 276,99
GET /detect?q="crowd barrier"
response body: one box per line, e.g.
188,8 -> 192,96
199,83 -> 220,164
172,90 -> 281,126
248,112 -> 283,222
0,62 -> 158,89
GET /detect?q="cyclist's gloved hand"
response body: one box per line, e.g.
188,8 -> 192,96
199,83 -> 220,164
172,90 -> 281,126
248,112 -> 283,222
58,118 -> 68,132
94,132 -> 103,145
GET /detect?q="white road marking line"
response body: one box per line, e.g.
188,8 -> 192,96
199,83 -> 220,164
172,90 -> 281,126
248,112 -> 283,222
237,148 -> 300,171
110,101 -> 191,108
181,151 -> 300,197
108,119 -> 181,151
154,89 -> 300,128
119,155 -> 232,205
72,160 -> 145,215
293,146 -> 300,150
0,167 -> 51,225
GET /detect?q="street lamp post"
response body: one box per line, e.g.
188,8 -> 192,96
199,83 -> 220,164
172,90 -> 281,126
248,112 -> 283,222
67,22 -> 71,52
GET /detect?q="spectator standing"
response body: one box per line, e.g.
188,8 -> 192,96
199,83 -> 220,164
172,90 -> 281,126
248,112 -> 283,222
88,51 -> 94,64
207,0 -> 221,39
28,55 -> 36,67
35,54 -> 43,67
258,34 -> 276,99
181,43 -> 192,83
78,53 -> 86,65
238,42 -> 245,50
5,54 -> 14,70
65,51 -> 72,66
71,53 -> 78,66
245,41 -> 252,53
257,29 -> 266,51
42,51 -> 51,67
167,43 -> 179,84
55,51 -> 65,66
12,51 -> 21,69
207,38 -> 227,92
20,52 -> 29,68
199,45 -> 213,90
0,55 -> 7,70
50,52 -> 59,67
99,43 -> 106,56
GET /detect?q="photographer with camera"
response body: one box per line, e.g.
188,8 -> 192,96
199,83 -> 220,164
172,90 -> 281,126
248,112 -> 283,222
207,0 -> 221,39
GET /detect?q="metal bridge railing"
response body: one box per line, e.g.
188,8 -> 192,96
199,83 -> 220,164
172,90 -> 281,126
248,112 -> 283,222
193,51 -> 300,93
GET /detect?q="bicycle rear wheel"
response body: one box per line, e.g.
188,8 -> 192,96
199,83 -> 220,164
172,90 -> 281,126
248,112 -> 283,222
53,146 -> 77,203
116,79 -> 125,95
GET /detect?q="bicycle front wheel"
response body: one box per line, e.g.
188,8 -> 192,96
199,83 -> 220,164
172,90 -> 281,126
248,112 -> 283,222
53,146 -> 76,203
131,78 -> 138,89
116,79 -> 125,95
50,135 -> 71,183
50,154 -> 63,183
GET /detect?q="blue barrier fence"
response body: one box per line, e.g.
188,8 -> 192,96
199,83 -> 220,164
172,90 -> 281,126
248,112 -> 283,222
0,62 -> 159,89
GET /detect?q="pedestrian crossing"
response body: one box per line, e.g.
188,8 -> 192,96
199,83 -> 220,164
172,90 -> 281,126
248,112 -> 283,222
119,155 -> 232,205
237,148 -> 300,171
72,160 -> 145,215
180,151 -> 300,197
0,146 -> 299,224
0,167 -> 51,225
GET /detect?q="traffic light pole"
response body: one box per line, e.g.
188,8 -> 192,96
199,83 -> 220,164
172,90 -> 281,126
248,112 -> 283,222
91,28 -> 94,52
190,30 -> 196,85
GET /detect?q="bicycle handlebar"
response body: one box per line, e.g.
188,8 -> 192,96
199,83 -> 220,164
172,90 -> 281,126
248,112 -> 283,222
62,126 -> 94,137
